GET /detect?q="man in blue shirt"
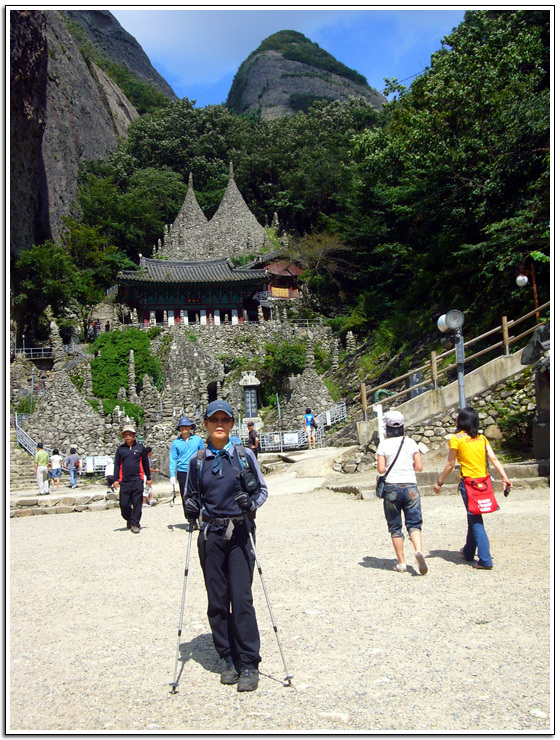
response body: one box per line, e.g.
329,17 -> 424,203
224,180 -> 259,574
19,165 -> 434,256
169,416 -> 204,499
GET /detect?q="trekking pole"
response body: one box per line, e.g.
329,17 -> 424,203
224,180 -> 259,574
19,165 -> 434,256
243,512 -> 293,687
169,518 -> 195,694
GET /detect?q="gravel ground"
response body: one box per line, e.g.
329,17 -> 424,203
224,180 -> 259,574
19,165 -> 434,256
9,458 -> 551,733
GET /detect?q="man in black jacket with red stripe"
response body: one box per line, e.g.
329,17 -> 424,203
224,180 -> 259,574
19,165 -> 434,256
113,423 -> 151,534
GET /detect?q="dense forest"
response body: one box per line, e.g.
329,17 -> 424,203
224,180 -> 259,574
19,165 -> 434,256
12,10 -> 550,364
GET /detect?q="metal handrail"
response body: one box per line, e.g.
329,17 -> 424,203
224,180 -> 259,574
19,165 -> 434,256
355,302 -> 550,404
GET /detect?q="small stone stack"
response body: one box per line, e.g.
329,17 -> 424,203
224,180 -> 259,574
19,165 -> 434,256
127,350 -> 140,405
279,333 -> 334,428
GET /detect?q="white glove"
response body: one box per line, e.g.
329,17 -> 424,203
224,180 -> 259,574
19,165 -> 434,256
170,476 -> 176,487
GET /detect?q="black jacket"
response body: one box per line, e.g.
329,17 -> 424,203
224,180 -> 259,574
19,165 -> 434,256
114,441 -> 151,487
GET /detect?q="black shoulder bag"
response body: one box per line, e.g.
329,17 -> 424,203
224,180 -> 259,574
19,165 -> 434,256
376,437 -> 406,499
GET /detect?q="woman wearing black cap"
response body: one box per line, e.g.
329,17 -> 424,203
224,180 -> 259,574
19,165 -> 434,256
183,400 -> 268,692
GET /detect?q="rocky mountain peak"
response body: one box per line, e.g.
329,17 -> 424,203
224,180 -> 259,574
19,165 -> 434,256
227,29 -> 385,119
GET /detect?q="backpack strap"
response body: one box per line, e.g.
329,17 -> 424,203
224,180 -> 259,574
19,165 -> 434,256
235,444 -> 248,467
196,449 -> 205,500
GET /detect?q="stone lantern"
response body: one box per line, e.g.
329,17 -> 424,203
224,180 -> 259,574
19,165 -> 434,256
239,371 -> 261,427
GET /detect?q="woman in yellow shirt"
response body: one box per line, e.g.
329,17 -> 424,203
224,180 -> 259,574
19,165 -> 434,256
434,407 -> 512,569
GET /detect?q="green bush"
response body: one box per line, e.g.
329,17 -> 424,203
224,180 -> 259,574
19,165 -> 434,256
497,411 -> 533,452
289,93 -> 337,114
14,396 -> 39,414
147,326 -> 163,340
261,339 -> 306,396
314,341 -> 331,374
90,328 -> 162,398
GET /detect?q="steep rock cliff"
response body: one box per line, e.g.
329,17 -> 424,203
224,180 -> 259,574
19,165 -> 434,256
10,10 -> 49,258
64,9 -> 177,99
227,30 -> 385,120
10,9 -> 140,257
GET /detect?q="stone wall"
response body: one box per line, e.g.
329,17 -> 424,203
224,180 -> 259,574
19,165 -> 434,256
142,319 -> 335,470
11,316 -> 336,467
335,368 -> 536,474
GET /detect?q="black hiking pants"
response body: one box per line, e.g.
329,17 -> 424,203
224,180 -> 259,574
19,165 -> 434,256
197,521 -> 261,669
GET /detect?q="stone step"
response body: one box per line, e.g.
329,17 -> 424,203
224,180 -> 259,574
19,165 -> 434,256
328,473 -> 549,501
415,461 -> 549,486
10,485 -> 163,517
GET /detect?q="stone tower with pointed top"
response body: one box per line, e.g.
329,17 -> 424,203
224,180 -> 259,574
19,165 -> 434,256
159,164 -> 271,261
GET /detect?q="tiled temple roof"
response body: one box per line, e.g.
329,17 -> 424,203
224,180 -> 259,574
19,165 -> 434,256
119,257 -> 268,285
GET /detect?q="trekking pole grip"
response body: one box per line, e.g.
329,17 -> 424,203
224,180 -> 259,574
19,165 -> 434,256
243,511 -> 253,534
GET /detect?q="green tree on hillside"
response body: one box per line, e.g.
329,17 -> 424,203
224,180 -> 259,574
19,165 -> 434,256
336,9 -> 549,338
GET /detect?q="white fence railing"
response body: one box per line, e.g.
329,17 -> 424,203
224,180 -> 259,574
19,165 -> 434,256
234,400 -> 346,453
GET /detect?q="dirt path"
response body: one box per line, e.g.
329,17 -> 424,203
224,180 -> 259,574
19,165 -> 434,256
9,460 -> 551,732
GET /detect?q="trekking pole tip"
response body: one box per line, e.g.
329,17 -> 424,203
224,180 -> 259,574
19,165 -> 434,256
169,682 -> 179,694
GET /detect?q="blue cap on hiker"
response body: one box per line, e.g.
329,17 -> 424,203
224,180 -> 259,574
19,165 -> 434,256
205,400 -> 234,419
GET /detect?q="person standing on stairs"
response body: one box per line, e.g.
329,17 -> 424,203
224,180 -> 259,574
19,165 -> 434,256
34,442 -> 50,495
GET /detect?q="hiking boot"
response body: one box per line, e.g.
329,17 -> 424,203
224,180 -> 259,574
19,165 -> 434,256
220,659 -> 239,685
237,667 -> 259,692
131,525 -> 141,534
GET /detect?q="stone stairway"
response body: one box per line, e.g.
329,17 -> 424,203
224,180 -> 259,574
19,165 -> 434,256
326,460 -> 550,500
90,296 -> 117,329
9,429 -> 38,491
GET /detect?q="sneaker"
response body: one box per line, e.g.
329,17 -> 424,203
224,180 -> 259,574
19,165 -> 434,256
237,667 -> 259,692
474,562 -> 493,570
394,563 -> 407,573
415,551 -> 428,575
220,659 -> 239,685
131,525 -> 141,534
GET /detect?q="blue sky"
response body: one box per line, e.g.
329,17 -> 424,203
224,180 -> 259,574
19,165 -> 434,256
110,7 -> 467,106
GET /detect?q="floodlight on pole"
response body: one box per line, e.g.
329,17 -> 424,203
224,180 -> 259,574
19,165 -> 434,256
437,309 -> 466,410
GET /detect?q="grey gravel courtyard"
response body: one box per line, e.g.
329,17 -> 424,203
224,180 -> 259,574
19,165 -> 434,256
9,464 -> 551,733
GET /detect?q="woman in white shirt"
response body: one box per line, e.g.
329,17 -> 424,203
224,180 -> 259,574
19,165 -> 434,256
50,448 -> 62,490
376,411 -> 427,575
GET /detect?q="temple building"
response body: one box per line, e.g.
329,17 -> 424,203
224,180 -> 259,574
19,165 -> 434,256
118,256 -> 268,325
117,164 -> 301,323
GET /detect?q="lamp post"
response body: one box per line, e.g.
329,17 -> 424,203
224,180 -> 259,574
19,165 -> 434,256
516,259 -> 539,320
437,309 -> 466,410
